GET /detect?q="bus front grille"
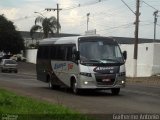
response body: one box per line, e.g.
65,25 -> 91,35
96,78 -> 115,85
95,74 -> 116,86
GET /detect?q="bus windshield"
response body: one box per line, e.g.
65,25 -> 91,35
79,40 -> 124,64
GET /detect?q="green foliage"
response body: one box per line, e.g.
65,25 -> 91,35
0,15 -> 24,54
0,89 -> 93,120
30,16 -> 61,39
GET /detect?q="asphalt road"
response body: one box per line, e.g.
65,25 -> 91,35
0,62 -> 160,117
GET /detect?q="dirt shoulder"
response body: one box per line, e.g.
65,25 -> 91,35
126,76 -> 160,87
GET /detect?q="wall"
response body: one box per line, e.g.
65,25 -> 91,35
120,43 -> 160,77
137,43 -> 154,77
153,43 -> 160,75
25,49 -> 37,64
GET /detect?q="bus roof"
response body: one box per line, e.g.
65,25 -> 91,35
39,36 -> 79,45
39,36 -> 116,45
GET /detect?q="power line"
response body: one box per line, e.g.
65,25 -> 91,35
61,22 -> 153,36
141,1 -> 160,41
97,23 -> 134,32
61,0 -> 110,11
142,1 -> 158,10
95,23 -> 152,36
10,0 -> 134,26
90,4 -> 132,19
102,25 -> 134,36
77,1 -> 135,26
121,0 -> 135,15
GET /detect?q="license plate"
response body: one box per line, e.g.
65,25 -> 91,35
102,79 -> 111,82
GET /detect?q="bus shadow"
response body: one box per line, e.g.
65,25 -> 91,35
43,87 -> 123,97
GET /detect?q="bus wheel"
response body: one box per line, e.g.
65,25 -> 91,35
48,78 -> 59,90
72,80 -> 80,95
111,88 -> 120,95
49,79 -> 53,89
1,68 -> 4,73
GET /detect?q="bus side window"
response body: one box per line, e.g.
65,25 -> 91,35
66,46 -> 73,61
37,46 -> 44,59
72,46 -> 78,61
44,46 -> 50,59
56,46 -> 66,60
37,46 -> 42,59
50,46 -> 56,60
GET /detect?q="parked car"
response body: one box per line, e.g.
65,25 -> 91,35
2,54 -> 12,59
0,59 -> 18,73
10,54 -> 26,62
0,53 -> 4,61
0,55 -> 3,61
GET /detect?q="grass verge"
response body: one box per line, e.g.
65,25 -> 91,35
0,89 -> 92,120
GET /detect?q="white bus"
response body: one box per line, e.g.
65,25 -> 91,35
36,36 -> 127,95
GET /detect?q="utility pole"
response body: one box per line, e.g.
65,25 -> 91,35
153,10 -> 158,41
45,4 -> 62,35
121,0 -> 140,77
142,1 -> 159,42
87,13 -> 90,31
133,0 -> 140,77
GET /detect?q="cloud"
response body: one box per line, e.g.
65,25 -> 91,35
60,1 -> 133,34
25,0 -> 44,1
0,8 -> 18,20
58,0 -> 78,8
0,0 -> 159,38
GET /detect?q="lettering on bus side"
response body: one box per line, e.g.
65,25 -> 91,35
68,63 -> 73,70
54,63 -> 66,70
54,63 -> 74,71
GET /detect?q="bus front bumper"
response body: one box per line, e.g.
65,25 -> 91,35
78,76 -> 126,89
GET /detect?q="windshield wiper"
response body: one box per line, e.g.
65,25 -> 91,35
82,59 -> 102,63
89,59 -> 102,62
82,59 -> 123,64
100,58 -> 121,63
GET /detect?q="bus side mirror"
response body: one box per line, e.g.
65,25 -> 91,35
73,51 -> 80,61
123,51 -> 127,60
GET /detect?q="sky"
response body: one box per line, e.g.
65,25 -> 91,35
0,0 -> 160,39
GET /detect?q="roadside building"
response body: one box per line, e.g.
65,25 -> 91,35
113,37 -> 160,77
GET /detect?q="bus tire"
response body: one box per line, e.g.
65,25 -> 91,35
48,77 -> 59,90
14,70 -> 18,73
72,79 -> 80,95
49,79 -> 53,89
111,88 -> 120,95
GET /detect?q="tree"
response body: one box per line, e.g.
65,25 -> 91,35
30,16 -> 61,39
0,15 -> 24,54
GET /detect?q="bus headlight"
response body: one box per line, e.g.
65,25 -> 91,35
80,72 -> 92,77
116,80 -> 125,85
84,81 -> 88,85
121,80 -> 125,84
